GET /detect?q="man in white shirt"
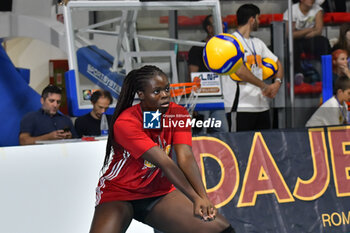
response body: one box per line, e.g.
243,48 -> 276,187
225,4 -> 284,131
189,13 -> 280,133
306,76 -> 350,127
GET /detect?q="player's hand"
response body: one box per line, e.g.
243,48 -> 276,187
193,197 -> 217,221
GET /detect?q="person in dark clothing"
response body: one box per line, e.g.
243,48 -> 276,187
75,90 -> 113,137
19,84 -> 77,145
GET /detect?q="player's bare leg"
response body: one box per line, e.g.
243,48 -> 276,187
89,201 -> 133,233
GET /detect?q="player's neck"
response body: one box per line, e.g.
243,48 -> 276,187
237,26 -> 251,39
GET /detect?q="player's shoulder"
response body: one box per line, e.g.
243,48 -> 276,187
117,104 -> 142,123
168,102 -> 190,115
170,102 -> 185,109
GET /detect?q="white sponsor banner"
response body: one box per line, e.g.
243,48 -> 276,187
191,72 -> 222,96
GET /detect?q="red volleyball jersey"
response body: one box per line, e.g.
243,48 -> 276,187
96,102 -> 192,204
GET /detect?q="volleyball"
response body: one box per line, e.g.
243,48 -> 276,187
261,57 -> 278,80
229,63 -> 250,81
203,33 -> 244,75
229,57 -> 278,81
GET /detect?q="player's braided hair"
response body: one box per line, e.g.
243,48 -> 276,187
103,65 -> 166,167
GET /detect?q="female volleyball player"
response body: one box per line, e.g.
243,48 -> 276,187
89,65 -> 235,233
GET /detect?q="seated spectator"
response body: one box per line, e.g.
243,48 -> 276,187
75,90 -> 113,137
283,0 -> 331,78
306,75 -> 350,127
19,84 -> 77,145
332,23 -> 350,60
332,49 -> 350,87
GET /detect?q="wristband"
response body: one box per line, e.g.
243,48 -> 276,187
275,78 -> 282,84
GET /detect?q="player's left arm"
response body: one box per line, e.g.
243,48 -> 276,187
174,143 -> 217,218
171,108 -> 211,203
174,144 -> 210,201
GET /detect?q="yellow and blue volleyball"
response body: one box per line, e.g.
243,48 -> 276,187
229,62 -> 250,82
203,33 -> 244,75
261,57 -> 278,80
229,57 -> 278,82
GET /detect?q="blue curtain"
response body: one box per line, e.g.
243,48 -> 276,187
0,43 -> 41,146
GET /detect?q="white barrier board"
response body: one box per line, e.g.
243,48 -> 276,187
0,140 -> 153,233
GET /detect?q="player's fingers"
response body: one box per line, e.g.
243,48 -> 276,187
210,206 -> 216,216
194,205 -> 203,218
207,206 -> 216,221
201,206 -> 209,221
